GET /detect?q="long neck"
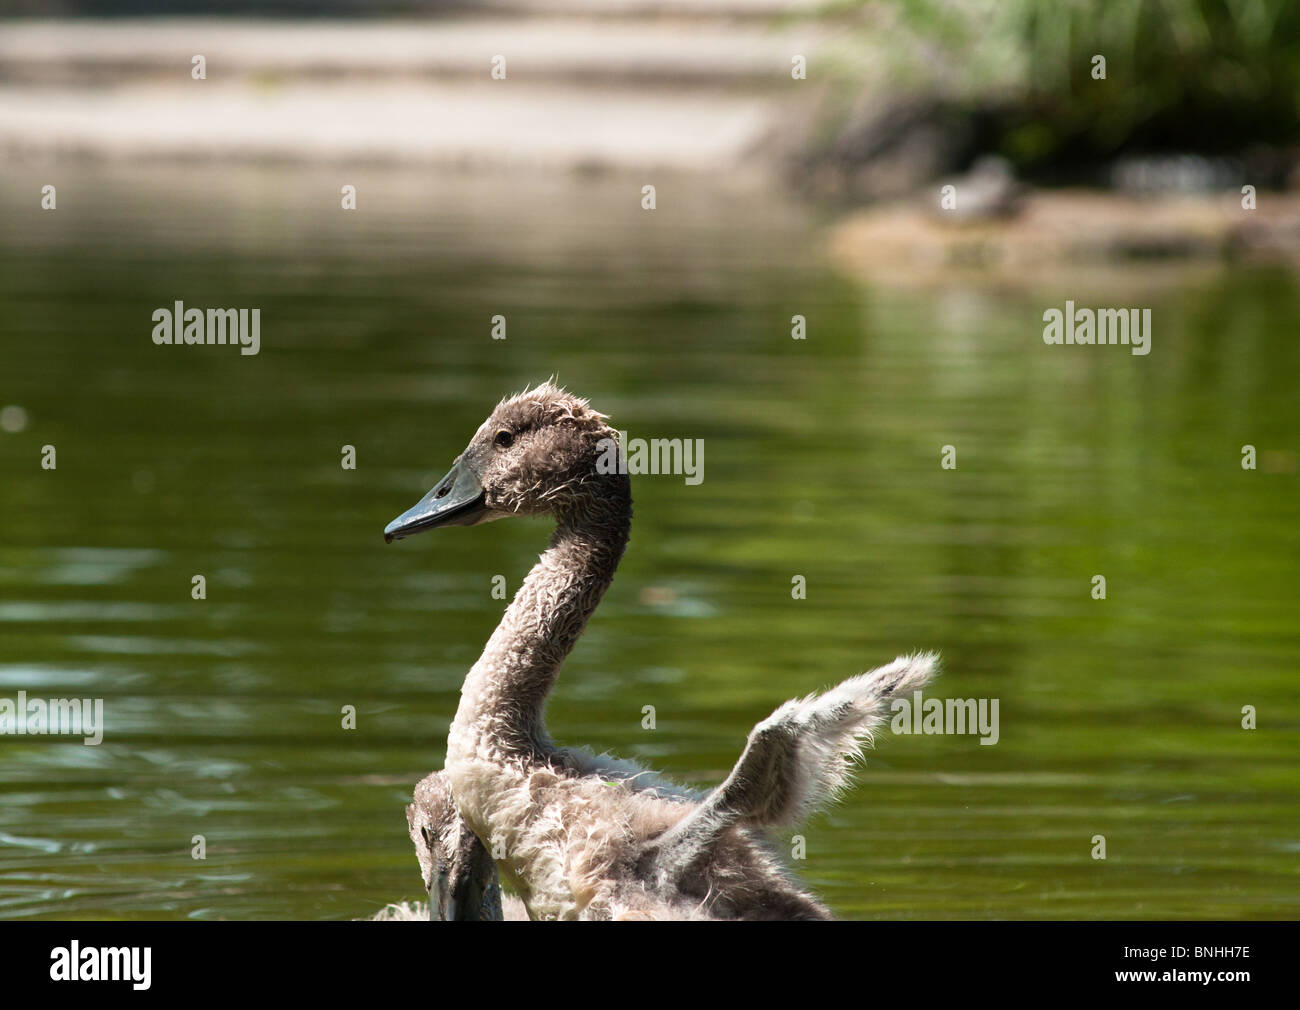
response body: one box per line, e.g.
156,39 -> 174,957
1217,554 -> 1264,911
450,486 -> 631,760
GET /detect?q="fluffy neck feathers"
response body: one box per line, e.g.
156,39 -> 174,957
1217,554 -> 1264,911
449,482 -> 631,761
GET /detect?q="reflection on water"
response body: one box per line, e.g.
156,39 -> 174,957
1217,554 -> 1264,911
0,163 -> 1297,920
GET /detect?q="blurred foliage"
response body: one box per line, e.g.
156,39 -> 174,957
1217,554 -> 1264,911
820,0 -> 1300,170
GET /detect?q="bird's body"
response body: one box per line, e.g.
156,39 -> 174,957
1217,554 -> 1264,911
386,383 -> 935,920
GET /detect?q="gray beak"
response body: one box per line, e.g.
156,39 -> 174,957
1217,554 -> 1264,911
384,457 -> 488,543
430,868 -> 453,921
428,831 -> 500,922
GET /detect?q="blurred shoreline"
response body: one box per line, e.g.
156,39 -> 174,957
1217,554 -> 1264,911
3,12 -> 1299,281
0,15 -> 825,177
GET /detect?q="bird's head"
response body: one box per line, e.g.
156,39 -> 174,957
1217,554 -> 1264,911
406,772 -> 503,922
384,381 -> 625,541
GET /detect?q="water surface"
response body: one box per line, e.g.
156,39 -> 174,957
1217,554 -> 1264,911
1,162 -> 1296,919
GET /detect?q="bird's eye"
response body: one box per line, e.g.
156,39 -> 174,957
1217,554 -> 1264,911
494,429 -> 514,448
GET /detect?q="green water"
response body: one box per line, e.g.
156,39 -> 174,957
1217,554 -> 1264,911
1,163 -> 1296,920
